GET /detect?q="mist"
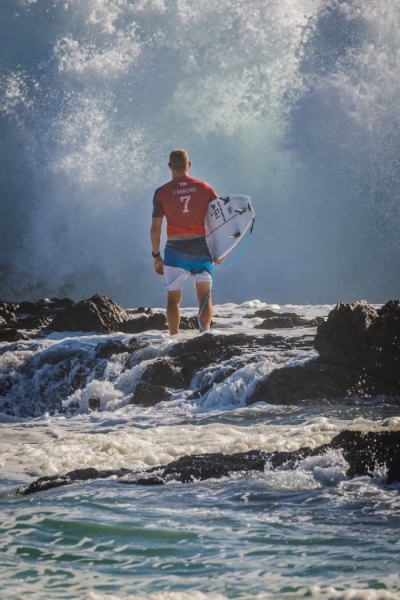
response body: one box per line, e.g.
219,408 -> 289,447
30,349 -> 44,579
1,0 -> 399,307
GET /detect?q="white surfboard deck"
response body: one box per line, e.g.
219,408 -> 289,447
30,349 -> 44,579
205,195 -> 255,260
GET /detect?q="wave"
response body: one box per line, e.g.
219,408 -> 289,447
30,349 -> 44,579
0,0 -> 399,304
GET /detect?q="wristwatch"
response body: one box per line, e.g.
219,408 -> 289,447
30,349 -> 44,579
152,251 -> 161,258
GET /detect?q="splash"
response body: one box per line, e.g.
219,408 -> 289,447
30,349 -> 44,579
0,0 -> 399,304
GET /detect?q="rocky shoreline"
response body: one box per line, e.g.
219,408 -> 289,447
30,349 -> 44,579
17,429 -> 400,495
1,294 -> 399,409
1,294 -> 399,490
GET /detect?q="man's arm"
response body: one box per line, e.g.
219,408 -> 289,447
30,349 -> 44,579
150,217 -> 164,275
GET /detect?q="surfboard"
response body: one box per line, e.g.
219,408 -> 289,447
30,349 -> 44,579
205,195 -> 255,260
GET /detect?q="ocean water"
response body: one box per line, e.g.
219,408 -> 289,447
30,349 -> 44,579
1,303 -> 400,600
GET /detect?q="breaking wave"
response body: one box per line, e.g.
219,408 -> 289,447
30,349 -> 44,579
1,0 -> 399,304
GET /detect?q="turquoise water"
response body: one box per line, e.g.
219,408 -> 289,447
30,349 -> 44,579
1,410 -> 400,600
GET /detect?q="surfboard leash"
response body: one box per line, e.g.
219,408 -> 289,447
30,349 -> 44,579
198,288 -> 212,333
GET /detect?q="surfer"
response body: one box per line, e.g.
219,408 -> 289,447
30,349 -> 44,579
151,149 -> 223,335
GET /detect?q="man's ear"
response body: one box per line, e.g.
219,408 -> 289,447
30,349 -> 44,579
188,160 -> 192,169
168,162 -> 172,170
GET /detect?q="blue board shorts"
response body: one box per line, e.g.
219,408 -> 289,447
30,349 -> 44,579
163,237 -> 214,292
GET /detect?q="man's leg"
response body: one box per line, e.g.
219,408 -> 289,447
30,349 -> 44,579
167,290 -> 182,335
196,281 -> 212,331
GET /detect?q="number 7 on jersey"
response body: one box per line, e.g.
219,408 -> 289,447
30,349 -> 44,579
180,195 -> 191,213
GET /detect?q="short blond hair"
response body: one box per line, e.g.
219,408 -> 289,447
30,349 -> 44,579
169,149 -> 190,170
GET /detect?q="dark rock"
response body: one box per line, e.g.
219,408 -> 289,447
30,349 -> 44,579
94,338 -> 150,360
0,303 -> 17,324
187,391 -> 202,400
246,309 -> 300,319
255,315 -> 324,330
88,396 -> 101,410
315,300 -> 400,385
48,294 -> 138,333
16,316 -> 50,330
127,338 -> 151,353
0,328 -> 28,343
141,359 -> 182,388
17,430 -> 400,495
246,308 -> 324,326
17,301 -> 45,316
167,333 -> 261,385
251,309 -> 282,319
17,298 -> 74,317
48,298 -> 75,310
198,366 -> 237,395
8,345 -> 95,416
180,316 -> 199,330
246,359 -> 400,405
124,312 -> 168,333
131,382 -> 172,406
18,467 -> 126,496
330,430 -> 400,480
95,340 -> 129,359
368,301 -> 400,384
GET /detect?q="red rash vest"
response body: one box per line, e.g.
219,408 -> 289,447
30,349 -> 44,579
152,176 -> 219,237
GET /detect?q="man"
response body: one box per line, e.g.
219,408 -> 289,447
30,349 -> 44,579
150,149 -> 223,335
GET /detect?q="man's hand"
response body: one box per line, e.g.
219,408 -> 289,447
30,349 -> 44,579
213,257 -> 225,265
154,256 -> 164,275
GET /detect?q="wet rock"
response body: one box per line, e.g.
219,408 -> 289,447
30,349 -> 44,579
246,359 -> 400,405
18,467 -> 126,496
197,366 -> 237,395
315,300 -> 400,385
6,345 -> 95,417
167,333 -> 261,385
330,430 -> 400,480
246,309 -> 301,319
94,337 -> 150,360
131,382 -> 172,406
127,338 -> 151,353
17,298 -> 73,317
17,430 -> 400,495
0,328 -> 28,343
48,298 -> 75,310
15,316 -> 50,330
48,294 -> 139,334
94,340 -> 128,359
0,303 -> 17,324
180,316 -> 199,330
125,312 -> 167,333
249,309 -> 282,319
255,315 -> 323,329
88,396 -> 101,411
129,333 -> 312,406
141,359 -> 182,388
17,301 -> 47,317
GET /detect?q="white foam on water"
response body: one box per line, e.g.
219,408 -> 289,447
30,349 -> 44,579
85,585 -> 400,600
0,417 -> 341,481
86,592 -> 228,600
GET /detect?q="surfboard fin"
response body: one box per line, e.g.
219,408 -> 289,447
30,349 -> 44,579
235,208 -> 247,215
230,232 -> 241,239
